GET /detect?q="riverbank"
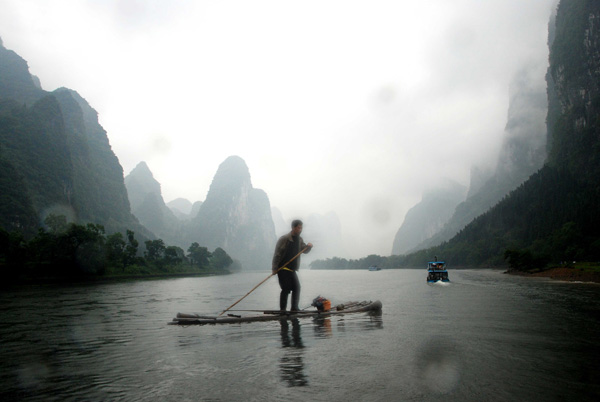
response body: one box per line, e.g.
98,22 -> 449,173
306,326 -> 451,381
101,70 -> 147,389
92,270 -> 232,282
3,269 -> 232,287
507,266 -> 600,284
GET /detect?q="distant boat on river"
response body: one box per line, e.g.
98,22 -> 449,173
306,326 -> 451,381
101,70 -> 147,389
368,265 -> 382,271
427,260 -> 449,283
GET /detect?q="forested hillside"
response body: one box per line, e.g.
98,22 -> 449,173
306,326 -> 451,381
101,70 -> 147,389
392,180 -> 467,255
0,39 -> 145,237
403,0 -> 600,268
403,32 -> 550,255
0,38 -> 242,281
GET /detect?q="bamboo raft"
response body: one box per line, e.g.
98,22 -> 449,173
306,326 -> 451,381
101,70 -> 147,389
169,300 -> 382,325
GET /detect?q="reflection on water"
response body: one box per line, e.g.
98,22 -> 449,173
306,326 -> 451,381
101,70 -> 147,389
414,336 -> 462,394
278,312 -> 384,388
279,319 -> 307,387
332,310 -> 384,335
313,317 -> 333,338
1,270 -> 599,401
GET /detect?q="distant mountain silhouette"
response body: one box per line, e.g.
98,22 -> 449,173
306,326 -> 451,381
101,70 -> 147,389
402,40 -> 548,254
392,180 -> 467,255
271,207 -> 288,236
125,162 -> 184,247
166,198 -> 203,220
186,156 -> 276,270
167,198 -> 194,218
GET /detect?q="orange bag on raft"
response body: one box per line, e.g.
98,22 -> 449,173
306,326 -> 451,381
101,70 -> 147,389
311,296 -> 331,312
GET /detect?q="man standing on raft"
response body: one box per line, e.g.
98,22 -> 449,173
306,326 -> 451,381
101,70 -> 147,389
272,220 -> 313,312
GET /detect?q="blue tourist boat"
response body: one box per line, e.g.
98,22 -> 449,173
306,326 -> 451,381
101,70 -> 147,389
427,260 -> 449,283
368,265 -> 382,271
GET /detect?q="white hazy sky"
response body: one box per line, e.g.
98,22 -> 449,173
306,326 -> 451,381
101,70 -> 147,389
0,0 -> 555,258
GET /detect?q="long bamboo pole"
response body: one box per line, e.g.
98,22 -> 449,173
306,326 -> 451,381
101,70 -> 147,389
218,247 -> 308,316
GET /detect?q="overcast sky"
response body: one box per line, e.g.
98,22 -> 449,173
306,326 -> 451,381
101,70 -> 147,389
0,0 -> 556,258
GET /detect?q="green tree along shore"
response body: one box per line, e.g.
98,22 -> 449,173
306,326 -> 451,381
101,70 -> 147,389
0,214 -> 235,283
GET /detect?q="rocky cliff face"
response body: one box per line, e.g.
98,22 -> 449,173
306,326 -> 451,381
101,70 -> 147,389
401,0 -> 600,266
271,207 -> 288,236
405,39 -> 549,253
53,88 -> 136,230
125,162 -> 182,246
187,156 -> 276,270
125,162 -> 163,211
0,38 -> 41,104
0,39 -> 146,238
548,0 -> 600,178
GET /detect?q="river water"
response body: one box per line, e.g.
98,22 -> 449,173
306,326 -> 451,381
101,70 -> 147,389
0,269 -> 599,401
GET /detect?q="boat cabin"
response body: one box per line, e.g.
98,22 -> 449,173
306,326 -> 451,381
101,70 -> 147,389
427,261 -> 449,282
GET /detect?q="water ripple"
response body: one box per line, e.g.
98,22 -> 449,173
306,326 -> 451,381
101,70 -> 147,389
1,270 -> 599,401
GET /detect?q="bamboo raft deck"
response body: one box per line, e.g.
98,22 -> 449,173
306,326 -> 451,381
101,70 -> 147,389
169,300 -> 382,325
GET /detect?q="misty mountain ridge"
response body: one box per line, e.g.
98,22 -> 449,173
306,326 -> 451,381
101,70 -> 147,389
3,0 -> 598,272
167,198 -> 193,215
402,0 -> 600,267
271,207 -> 288,236
402,46 -> 549,254
0,38 -> 151,240
125,162 -> 162,209
392,179 -> 467,255
166,198 -> 203,219
2,36 -> 280,271
185,155 -> 276,270
124,161 -> 184,247
0,37 -> 42,104
126,159 -> 342,269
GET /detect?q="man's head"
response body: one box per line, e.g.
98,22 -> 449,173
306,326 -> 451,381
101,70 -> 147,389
291,219 -> 303,236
